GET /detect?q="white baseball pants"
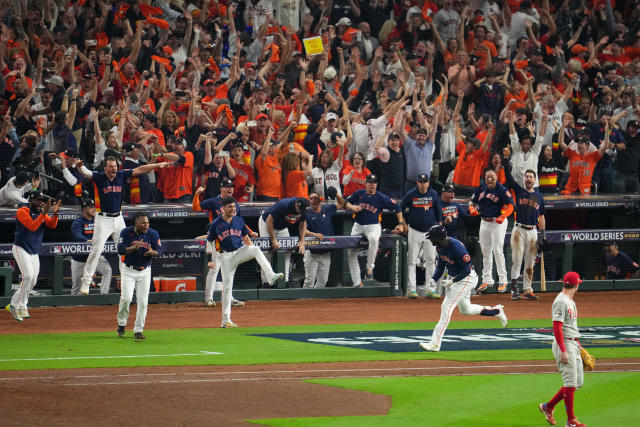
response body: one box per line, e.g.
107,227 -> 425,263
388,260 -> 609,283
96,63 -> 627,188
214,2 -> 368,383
348,222 -> 381,285
406,226 -> 437,293
220,245 -> 278,325
81,213 -> 125,293
204,249 -> 235,302
71,256 -> 112,294
11,245 -> 39,310
429,270 -> 484,350
553,339 -> 584,389
479,219 -> 508,285
510,225 -> 538,292
258,216 -> 291,284
117,265 -> 151,333
303,251 -> 331,288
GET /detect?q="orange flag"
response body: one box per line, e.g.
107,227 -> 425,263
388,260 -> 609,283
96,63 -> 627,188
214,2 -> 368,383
146,17 -> 169,30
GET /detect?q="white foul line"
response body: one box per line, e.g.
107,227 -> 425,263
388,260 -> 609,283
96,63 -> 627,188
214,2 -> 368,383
0,351 -> 223,362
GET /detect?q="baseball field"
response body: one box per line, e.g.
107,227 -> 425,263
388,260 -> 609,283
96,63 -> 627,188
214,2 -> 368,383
1,290 -> 639,426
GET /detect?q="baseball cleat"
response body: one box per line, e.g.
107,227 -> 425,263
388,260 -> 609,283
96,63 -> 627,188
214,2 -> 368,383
231,299 -> 245,307
476,282 -> 493,293
19,308 -> 29,319
408,291 -> 419,299
419,342 -> 440,352
497,283 -> 507,293
538,403 -> 557,425
364,269 -> 374,280
353,282 -> 364,287
425,291 -> 440,299
566,418 -> 587,427
205,299 -> 216,307
5,304 -> 23,322
221,321 -> 238,328
523,291 -> 540,300
495,304 -> 508,327
511,290 -> 521,300
134,332 -> 146,340
117,325 -> 125,337
268,273 -> 284,287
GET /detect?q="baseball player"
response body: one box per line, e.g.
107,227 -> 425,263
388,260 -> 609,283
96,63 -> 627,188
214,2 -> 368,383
70,199 -> 112,295
604,242 -> 640,279
193,178 -> 250,307
344,174 -> 405,286
538,271 -> 587,427
76,156 -> 169,295
439,184 -> 471,240
208,197 -> 284,328
418,225 -> 507,352
401,173 -> 442,299
470,169 -> 515,294
302,190 -> 345,288
116,212 -> 162,339
504,167 -> 546,301
6,192 -> 61,321
259,197 -> 309,286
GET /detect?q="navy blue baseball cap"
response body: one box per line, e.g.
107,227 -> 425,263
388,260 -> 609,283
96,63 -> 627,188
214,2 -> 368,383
417,174 -> 429,182
366,174 -> 378,183
425,224 -> 447,241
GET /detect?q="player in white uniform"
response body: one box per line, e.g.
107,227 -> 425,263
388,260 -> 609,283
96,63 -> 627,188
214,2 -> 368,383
76,156 -> 168,295
471,169 -> 515,294
208,197 -> 284,328
418,225 -> 507,352
116,212 -> 162,339
538,272 -> 587,427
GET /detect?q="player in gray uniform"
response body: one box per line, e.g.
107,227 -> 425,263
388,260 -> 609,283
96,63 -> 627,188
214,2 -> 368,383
538,271 -> 587,427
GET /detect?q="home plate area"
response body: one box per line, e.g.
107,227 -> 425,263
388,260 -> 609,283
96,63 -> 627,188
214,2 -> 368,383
252,326 -> 640,352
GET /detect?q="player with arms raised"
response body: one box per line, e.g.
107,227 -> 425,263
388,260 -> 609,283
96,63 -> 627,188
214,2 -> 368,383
418,225 -> 507,352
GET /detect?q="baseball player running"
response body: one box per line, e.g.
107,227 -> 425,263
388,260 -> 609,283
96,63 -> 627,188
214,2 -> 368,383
418,225 -> 507,352
70,199 -> 112,294
193,178 -> 251,307
116,212 -> 162,339
208,197 -> 284,328
401,173 -> 442,299
344,174 -> 405,286
538,272 -> 587,427
77,156 -> 169,295
6,192 -> 61,321
303,191 -> 345,288
470,169 -> 515,294
259,197 -> 309,286
504,167 -> 546,300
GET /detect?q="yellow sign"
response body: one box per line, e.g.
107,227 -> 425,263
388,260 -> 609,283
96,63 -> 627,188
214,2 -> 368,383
303,37 -> 324,56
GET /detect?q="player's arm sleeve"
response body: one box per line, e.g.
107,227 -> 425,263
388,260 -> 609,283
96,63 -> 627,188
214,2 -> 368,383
452,263 -> 471,283
79,165 -> 93,178
432,257 -> 445,282
44,214 -> 58,228
62,168 -> 78,186
16,207 -> 44,231
242,223 -> 251,236
152,231 -> 163,255
399,192 -> 411,211
470,187 -> 480,204
553,321 -> 567,352
207,225 -> 217,242
384,194 -> 400,212
71,219 -> 89,241
192,194 -> 202,212
117,230 -> 128,255
433,196 -> 442,223
200,199 -> 216,213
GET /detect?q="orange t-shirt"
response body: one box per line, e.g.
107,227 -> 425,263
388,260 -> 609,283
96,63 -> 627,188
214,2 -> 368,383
284,170 -> 309,199
452,140 -> 488,187
277,143 -> 310,160
214,82 -> 229,100
505,90 -> 527,112
255,155 -> 282,198
342,166 -> 371,196
163,151 -> 194,199
561,148 -> 603,195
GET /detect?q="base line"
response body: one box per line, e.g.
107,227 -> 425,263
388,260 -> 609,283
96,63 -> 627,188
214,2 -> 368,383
0,351 -> 223,362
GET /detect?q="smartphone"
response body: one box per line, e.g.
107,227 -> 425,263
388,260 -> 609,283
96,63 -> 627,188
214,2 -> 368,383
406,105 -> 412,114
219,151 -> 229,158
289,144 -> 294,152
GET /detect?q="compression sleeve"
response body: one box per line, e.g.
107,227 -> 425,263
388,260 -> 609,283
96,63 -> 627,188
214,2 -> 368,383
553,320 -> 566,352
500,203 -> 514,218
16,207 -> 44,231
432,258 -> 445,282
44,214 -> 58,229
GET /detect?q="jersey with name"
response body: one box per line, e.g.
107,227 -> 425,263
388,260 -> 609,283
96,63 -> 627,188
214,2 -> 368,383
471,183 -> 514,218
347,190 -> 400,225
208,215 -> 250,252
117,226 -> 162,268
92,169 -> 133,213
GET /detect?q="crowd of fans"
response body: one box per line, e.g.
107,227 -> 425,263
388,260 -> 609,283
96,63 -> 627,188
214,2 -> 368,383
0,0 -> 640,208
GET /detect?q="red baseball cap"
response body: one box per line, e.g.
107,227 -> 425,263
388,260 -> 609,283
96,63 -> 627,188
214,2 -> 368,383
563,271 -> 582,286
256,113 -> 269,120
203,79 -> 215,86
161,46 -> 173,56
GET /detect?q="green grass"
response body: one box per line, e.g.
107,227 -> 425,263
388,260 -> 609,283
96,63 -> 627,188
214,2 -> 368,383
252,372 -> 640,426
0,317 -> 638,371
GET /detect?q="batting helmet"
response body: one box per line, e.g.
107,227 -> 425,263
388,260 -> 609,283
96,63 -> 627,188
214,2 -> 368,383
425,224 -> 447,241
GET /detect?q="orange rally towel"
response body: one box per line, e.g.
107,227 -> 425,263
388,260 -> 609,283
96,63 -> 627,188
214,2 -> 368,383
146,17 -> 170,30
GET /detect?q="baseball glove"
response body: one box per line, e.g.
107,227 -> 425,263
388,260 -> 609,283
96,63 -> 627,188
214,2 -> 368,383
580,347 -> 595,371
